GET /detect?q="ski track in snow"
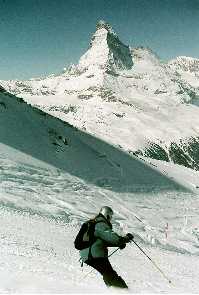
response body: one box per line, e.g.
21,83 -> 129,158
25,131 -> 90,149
0,156 -> 199,293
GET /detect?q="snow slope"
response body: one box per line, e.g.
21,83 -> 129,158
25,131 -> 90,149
1,21 -> 199,170
0,87 -> 185,215
0,146 -> 199,293
0,88 -> 199,292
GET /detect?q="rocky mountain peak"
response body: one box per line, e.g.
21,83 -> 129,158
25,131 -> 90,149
95,20 -> 116,35
78,21 -> 133,72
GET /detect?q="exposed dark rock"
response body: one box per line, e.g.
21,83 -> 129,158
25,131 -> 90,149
186,137 -> 199,169
134,137 -> 199,171
0,85 -> 6,93
78,94 -> 93,100
169,142 -> 193,168
140,142 -> 169,162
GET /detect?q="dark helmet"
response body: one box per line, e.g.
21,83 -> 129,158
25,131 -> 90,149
99,206 -> 113,221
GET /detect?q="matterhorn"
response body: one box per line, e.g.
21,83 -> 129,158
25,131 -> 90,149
1,20 -> 199,171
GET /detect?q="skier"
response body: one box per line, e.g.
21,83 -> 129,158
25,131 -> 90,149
79,206 -> 133,289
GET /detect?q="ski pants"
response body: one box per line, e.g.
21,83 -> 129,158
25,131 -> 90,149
85,257 -> 128,289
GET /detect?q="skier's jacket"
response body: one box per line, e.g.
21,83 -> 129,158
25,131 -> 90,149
80,213 -> 124,262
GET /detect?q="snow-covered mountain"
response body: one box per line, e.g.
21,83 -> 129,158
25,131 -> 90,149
169,56 -> 199,74
1,20 -> 199,171
168,56 -> 199,105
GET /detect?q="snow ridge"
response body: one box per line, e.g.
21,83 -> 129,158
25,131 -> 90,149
169,56 -> 199,73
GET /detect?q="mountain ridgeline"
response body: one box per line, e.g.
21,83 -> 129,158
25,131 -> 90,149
1,20 -> 199,171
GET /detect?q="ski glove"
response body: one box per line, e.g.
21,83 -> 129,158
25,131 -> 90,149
119,242 -> 126,249
118,237 -> 126,249
118,233 -> 134,249
124,233 -> 134,243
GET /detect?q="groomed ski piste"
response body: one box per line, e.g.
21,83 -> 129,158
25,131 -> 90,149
0,89 -> 199,293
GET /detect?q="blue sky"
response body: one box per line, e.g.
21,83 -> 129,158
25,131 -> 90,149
1,0 -> 199,80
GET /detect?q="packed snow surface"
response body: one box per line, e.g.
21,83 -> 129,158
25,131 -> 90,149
0,155 -> 199,293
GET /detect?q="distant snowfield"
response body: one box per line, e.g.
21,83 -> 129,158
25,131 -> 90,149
0,152 -> 199,293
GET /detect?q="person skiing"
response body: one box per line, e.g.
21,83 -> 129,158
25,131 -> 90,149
78,206 -> 133,289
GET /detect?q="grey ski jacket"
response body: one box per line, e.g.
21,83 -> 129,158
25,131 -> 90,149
80,214 -> 123,262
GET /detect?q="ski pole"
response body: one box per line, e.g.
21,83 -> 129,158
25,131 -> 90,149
82,247 -> 120,280
108,247 -> 120,258
131,240 -> 172,284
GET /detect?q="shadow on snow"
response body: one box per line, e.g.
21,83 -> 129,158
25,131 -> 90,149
0,90 -> 188,193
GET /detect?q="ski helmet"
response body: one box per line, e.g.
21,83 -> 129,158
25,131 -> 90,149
99,206 -> 113,221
